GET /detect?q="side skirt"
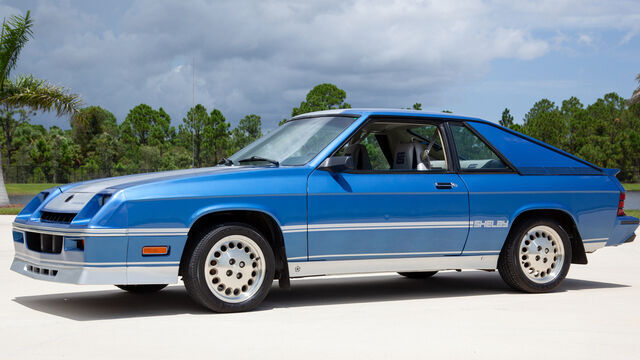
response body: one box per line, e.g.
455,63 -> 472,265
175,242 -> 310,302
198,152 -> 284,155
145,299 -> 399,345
288,255 -> 498,278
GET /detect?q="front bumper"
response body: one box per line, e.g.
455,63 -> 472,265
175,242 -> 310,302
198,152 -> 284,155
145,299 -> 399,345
11,222 -> 182,285
10,256 -> 128,284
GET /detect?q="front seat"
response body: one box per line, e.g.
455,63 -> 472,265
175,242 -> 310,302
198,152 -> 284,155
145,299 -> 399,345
343,144 -> 372,170
393,142 -> 427,170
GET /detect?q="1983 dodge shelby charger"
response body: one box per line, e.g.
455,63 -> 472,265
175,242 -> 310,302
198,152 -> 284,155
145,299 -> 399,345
11,109 -> 639,312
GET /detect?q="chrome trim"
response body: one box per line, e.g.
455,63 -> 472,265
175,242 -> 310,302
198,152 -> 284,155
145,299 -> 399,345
288,255 -> 499,278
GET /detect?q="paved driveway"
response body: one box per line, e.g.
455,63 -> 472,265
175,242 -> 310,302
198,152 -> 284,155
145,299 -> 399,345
1,215 -> 638,359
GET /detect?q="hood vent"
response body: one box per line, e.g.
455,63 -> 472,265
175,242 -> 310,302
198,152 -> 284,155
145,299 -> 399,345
40,211 -> 77,224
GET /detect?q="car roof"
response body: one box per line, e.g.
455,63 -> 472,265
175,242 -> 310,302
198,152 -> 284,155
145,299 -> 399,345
290,108 -> 491,123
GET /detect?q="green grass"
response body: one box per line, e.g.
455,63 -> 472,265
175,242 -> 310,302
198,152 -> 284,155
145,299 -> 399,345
0,205 -> 23,215
623,183 -> 640,191
5,183 -> 60,196
626,209 -> 640,218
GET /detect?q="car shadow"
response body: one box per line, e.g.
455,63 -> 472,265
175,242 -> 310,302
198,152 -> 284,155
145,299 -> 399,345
12,272 -> 628,321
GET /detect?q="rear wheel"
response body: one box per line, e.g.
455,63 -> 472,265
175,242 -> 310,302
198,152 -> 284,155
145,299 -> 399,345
115,284 -> 168,293
498,218 -> 572,293
398,271 -> 438,279
183,224 -> 275,313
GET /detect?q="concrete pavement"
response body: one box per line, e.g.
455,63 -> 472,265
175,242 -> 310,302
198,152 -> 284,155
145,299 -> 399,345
1,215 -> 638,359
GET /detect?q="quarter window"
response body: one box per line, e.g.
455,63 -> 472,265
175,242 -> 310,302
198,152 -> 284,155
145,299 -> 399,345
450,124 -> 509,171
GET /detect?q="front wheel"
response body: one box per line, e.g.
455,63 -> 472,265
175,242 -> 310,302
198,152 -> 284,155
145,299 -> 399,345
183,224 -> 275,313
498,218 -> 572,293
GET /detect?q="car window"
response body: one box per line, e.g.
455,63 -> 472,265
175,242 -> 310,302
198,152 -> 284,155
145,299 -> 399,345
229,116 -> 357,166
333,121 -> 448,172
450,123 -> 509,170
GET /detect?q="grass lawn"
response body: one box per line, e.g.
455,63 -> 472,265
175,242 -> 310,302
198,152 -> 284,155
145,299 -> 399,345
0,205 -> 23,215
623,183 -> 640,191
626,209 -> 640,218
5,183 -> 60,196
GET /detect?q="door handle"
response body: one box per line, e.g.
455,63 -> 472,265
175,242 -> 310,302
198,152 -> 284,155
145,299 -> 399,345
435,182 -> 457,190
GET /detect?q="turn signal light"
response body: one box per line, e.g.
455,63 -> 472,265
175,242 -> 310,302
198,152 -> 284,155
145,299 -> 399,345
142,246 -> 169,256
617,192 -> 626,216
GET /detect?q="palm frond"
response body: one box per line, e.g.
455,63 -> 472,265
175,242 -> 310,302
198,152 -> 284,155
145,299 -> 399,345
1,75 -> 82,116
0,10 -> 33,88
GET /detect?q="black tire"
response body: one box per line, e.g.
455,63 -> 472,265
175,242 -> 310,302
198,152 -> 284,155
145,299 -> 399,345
115,284 -> 168,293
398,271 -> 438,279
183,224 -> 275,313
498,217 -> 572,293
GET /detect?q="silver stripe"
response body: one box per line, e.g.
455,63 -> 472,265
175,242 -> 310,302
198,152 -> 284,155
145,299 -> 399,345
308,251 -> 459,259
283,229 -> 307,234
286,256 -> 307,261
309,192 -> 467,196
462,250 -> 501,254
289,255 -> 499,278
15,253 -> 180,267
582,237 -> 609,243
309,225 -> 468,232
309,221 -> 469,229
283,221 -> 471,234
472,190 -> 619,195
13,223 -> 188,237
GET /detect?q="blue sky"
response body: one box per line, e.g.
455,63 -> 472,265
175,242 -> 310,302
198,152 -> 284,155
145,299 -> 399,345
2,0 -> 639,130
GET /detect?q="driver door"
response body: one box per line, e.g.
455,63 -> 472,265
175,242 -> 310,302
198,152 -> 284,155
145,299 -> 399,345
306,119 -> 470,261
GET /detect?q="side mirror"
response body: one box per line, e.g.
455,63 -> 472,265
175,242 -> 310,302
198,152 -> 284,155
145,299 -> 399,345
319,156 -> 354,172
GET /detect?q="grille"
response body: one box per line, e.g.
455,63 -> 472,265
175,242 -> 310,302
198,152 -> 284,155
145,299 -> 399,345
40,211 -> 77,224
26,232 -> 63,254
26,265 -> 58,277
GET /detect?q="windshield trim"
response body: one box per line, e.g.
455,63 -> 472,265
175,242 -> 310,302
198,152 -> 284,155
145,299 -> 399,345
287,113 -> 361,123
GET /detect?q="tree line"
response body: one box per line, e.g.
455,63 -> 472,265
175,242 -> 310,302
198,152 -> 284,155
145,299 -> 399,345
2,83 -> 640,183
0,82 -> 352,183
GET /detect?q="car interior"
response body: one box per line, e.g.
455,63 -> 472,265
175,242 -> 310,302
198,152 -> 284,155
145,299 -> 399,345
333,121 -> 449,171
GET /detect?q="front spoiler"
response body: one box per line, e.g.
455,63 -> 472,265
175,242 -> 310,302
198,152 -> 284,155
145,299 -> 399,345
10,256 -> 180,285
11,256 -> 127,284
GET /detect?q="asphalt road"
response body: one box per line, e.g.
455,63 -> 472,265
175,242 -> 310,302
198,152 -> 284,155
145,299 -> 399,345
1,215 -> 639,359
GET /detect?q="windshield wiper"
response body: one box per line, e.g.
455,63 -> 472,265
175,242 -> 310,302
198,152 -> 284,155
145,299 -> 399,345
237,156 -> 279,167
218,157 -> 234,166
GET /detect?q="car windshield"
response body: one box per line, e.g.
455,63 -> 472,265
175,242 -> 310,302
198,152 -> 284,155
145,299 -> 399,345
228,116 -> 357,166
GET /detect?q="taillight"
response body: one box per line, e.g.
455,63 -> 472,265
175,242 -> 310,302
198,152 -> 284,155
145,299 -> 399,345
617,192 -> 626,216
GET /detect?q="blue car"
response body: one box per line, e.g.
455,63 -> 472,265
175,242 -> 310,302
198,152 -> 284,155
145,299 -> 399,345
11,109 -> 639,312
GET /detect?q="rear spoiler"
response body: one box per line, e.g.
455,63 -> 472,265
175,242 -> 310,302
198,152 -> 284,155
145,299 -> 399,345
602,168 -> 620,177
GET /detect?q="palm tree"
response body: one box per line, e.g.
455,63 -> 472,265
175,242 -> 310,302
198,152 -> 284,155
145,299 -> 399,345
0,10 -> 81,206
631,73 -> 640,105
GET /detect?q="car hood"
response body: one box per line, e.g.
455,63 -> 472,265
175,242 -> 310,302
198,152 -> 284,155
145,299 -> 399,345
42,166 -> 254,213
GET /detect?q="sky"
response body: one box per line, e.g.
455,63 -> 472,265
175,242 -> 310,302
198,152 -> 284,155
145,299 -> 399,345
2,0 -> 639,131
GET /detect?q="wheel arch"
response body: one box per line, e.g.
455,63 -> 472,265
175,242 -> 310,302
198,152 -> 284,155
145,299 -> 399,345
507,207 -> 587,264
179,207 -> 290,287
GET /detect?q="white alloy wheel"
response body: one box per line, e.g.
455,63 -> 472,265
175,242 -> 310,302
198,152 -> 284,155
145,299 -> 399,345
518,225 -> 565,283
205,234 -> 266,303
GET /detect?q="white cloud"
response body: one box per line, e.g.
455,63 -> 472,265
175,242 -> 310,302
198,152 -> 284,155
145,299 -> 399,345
6,0 -> 640,128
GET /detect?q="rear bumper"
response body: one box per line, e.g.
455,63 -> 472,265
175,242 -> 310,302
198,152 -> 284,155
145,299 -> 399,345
605,216 -> 639,248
